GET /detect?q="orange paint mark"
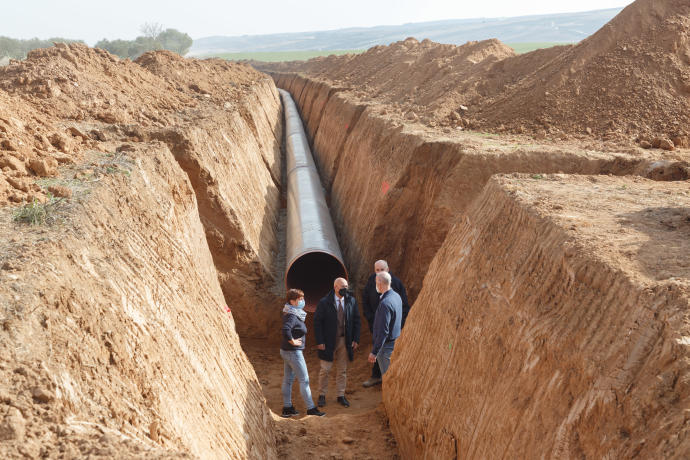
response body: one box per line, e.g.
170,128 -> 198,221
381,181 -> 390,195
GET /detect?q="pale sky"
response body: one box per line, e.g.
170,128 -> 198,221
4,0 -> 635,44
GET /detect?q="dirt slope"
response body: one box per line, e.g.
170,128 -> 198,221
136,51 -> 284,338
385,174 -> 690,458
0,145 -> 275,458
0,44 -> 285,458
272,73 -> 688,310
0,44 -> 284,337
264,38 -> 515,121
258,0 -> 690,145
477,0 -> 690,142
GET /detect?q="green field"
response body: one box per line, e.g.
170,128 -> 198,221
208,42 -> 571,63
210,49 -> 365,62
507,42 -> 572,54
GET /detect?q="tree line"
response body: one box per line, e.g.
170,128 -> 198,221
0,37 -> 82,59
0,24 -> 192,61
95,23 -> 193,59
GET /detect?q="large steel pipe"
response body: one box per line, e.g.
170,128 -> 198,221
279,89 -> 347,310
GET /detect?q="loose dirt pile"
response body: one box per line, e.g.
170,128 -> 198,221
477,0 -> 690,144
258,0 -> 690,146
261,38 -> 517,125
0,44 -> 196,206
0,44 -> 278,202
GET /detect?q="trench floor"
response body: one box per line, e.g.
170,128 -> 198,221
242,333 -> 399,459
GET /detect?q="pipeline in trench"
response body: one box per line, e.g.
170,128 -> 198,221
279,88 -> 348,309
238,89 -> 398,458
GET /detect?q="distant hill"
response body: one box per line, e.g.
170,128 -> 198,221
190,8 -> 622,56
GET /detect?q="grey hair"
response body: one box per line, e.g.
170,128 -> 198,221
375,260 -> 389,271
376,271 -> 392,286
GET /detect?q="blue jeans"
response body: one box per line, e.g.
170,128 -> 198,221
280,349 -> 316,409
376,341 -> 396,375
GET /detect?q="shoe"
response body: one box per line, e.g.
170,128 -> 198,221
362,377 -> 382,388
281,406 -> 299,418
317,394 -> 326,407
307,407 -> 326,417
337,396 -> 350,408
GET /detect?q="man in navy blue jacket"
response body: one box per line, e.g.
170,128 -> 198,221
362,260 -> 409,387
368,271 -> 402,376
314,277 -> 361,408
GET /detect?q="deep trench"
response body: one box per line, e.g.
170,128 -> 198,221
237,89 -> 398,458
159,78 -> 690,457
252,78 -> 690,459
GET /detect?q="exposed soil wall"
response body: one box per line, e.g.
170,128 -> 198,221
139,53 -> 284,338
384,175 -> 690,458
0,45 -> 285,338
271,72 -> 688,304
0,145 -> 275,458
0,45 -> 285,458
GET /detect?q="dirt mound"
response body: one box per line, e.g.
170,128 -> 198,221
258,0 -> 690,145
477,0 -> 690,142
0,43 -> 191,125
0,43 -> 273,206
263,37 -> 515,121
136,51 -> 264,105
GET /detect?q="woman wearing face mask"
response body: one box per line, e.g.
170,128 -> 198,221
280,289 -> 325,417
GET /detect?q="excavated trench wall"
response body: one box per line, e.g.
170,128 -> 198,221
271,72 -> 690,458
148,77 -> 284,338
386,175 -> 690,458
271,72 -> 685,305
0,144 -> 275,459
0,72 -> 286,458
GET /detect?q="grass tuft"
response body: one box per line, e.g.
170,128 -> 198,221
12,194 -> 65,225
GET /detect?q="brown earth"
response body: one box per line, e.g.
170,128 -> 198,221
271,72 -> 689,311
243,334 -> 398,460
0,44 -> 285,337
257,0 -> 690,146
386,174 -> 690,458
135,51 -> 285,338
0,144 -> 275,458
0,45 -> 285,458
2,3 -> 690,457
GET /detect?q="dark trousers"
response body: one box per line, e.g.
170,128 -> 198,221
371,359 -> 382,379
368,321 -> 383,379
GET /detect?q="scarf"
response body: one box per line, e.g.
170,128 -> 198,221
283,304 -> 307,322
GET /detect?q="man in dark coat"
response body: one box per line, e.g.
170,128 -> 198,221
314,277 -> 361,407
361,260 -> 410,387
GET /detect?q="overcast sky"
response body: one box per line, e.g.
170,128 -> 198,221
5,0 -> 635,44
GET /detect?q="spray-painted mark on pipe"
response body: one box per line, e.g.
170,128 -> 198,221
279,89 -> 348,311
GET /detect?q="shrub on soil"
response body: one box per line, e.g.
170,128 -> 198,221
13,194 -> 65,225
